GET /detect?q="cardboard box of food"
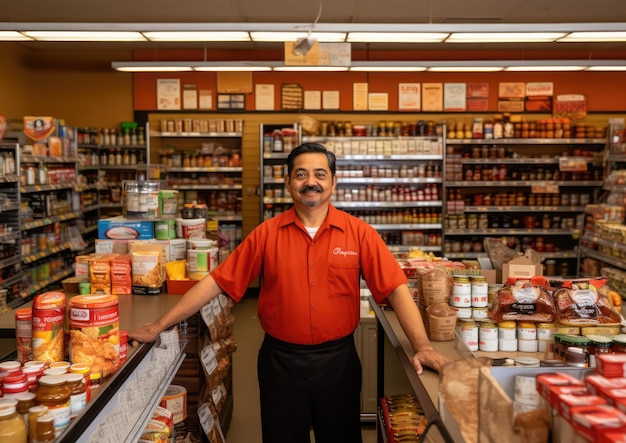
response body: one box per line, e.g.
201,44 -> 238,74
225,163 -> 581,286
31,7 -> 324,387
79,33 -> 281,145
501,256 -> 543,283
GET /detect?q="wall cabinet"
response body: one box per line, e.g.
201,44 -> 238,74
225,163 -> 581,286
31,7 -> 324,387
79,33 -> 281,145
445,137 -> 606,278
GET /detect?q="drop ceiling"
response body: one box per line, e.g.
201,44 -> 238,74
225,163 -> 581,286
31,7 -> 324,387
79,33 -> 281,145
4,0 -> 626,68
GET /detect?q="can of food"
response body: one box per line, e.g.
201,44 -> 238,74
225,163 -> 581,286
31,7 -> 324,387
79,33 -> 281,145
471,275 -> 488,307
15,308 -> 33,364
32,292 -> 66,365
69,294 -> 119,378
187,249 -> 209,273
155,219 -> 176,240
160,385 -> 187,424
459,320 -> 479,352
158,190 -> 179,216
451,276 -> 471,307
498,321 -> 517,340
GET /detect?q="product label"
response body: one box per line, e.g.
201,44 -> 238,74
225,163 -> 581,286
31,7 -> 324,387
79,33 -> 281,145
70,392 -> 87,418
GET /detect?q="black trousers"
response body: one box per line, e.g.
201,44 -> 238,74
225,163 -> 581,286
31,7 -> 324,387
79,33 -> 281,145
257,333 -> 363,443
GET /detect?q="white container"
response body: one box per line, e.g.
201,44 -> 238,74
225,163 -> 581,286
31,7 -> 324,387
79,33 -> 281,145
479,323 -> 498,341
187,249 -> 209,273
175,218 -> 206,239
514,375 -> 542,406
472,307 -> 489,320
518,339 -> 539,353
479,339 -> 499,352
499,338 -> 518,352
456,307 -> 472,319
517,324 -> 538,341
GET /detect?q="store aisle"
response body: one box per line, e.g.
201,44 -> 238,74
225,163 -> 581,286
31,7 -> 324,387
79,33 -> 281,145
227,296 -> 377,443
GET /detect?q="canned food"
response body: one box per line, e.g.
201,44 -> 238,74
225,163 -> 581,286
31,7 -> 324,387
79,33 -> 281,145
451,276 -> 471,307
32,292 -> 66,365
15,308 -> 32,364
69,294 -> 119,378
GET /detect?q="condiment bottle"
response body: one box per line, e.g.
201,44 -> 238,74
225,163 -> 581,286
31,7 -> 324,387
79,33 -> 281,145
35,375 -> 71,435
69,363 -> 91,403
34,414 -> 55,442
27,406 -> 47,443
0,406 -> 27,443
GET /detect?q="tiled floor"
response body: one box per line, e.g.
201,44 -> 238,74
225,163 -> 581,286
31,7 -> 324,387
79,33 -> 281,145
227,296 -> 377,442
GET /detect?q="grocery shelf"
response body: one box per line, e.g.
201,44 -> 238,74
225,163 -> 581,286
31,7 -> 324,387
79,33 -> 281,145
170,184 -> 242,190
22,212 -> 81,231
446,180 -> 604,187
21,183 -> 74,193
333,201 -> 442,209
22,243 -> 72,264
336,177 -> 442,184
463,205 -> 586,213
154,131 -> 242,138
579,246 -> 626,271
19,269 -> 73,299
447,138 -> 606,145
446,228 -> 576,235
371,223 -> 442,230
22,154 -> 77,163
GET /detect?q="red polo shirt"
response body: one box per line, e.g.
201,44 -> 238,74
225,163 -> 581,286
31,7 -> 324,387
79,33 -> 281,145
210,204 -> 408,345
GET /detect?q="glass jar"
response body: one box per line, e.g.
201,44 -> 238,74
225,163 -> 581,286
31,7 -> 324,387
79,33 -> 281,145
28,406 -> 48,443
69,363 -> 91,403
35,375 -> 71,435
63,373 -> 87,419
34,413 -> 55,442
0,406 -> 27,443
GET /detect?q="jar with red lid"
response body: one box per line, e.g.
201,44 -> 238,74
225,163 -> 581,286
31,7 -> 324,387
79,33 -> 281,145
2,371 -> 29,399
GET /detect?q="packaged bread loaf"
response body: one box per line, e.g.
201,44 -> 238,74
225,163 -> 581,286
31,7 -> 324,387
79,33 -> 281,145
490,276 -> 556,323
554,278 -> 622,326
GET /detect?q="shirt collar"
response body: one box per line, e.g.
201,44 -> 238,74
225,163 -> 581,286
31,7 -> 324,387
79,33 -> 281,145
279,203 -> 346,232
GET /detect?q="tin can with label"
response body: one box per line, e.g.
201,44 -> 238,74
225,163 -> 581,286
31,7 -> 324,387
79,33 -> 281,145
451,276 -> 471,307
459,320 -> 479,352
32,292 -> 66,365
69,294 -> 119,378
471,275 -> 488,307
15,308 -> 32,364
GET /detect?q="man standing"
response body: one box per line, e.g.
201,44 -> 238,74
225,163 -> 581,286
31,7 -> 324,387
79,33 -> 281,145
130,142 -> 448,442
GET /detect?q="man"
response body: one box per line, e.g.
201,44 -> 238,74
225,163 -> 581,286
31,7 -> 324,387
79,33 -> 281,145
130,142 -> 448,442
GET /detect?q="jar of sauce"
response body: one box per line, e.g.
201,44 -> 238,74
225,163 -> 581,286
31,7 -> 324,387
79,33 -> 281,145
63,373 -> 87,419
34,413 -> 55,442
0,406 -> 27,443
28,406 -> 48,443
35,375 -> 71,435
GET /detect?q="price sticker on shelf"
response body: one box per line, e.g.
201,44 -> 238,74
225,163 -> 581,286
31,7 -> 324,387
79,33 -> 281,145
531,183 -> 559,194
559,156 -> 588,172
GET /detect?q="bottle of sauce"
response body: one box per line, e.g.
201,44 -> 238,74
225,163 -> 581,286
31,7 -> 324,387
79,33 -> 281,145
0,406 -> 27,443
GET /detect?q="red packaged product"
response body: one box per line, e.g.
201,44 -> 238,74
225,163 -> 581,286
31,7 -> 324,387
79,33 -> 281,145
597,354 -> 626,378
558,393 -> 607,421
603,389 -> 626,408
554,279 -> 621,326
571,405 -> 626,442
536,372 -> 585,405
598,428 -> 626,443
616,397 -> 626,415
585,374 -> 626,396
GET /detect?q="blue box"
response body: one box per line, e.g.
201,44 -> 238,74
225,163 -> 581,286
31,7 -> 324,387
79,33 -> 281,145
98,217 -> 154,240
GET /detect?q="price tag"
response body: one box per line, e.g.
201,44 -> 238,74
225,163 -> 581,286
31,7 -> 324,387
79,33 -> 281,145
198,402 -> 215,434
206,219 -> 219,232
531,183 -> 559,194
201,344 -> 218,375
559,156 -> 588,172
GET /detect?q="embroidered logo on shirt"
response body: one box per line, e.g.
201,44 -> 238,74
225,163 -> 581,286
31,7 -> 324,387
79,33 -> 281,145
333,247 -> 358,257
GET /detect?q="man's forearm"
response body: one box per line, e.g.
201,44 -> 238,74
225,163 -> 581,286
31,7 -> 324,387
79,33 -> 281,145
386,285 -> 433,353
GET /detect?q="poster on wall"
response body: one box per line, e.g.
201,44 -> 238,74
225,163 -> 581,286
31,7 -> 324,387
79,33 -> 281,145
422,83 -> 443,112
255,84 -> 275,110
323,91 -> 340,110
466,83 -> 489,111
157,79 -> 181,110
304,91 -> 322,110
353,83 -> 369,111
368,93 -> 389,111
198,90 -> 213,110
398,83 -> 421,111
444,83 -> 467,111
183,84 -> 198,110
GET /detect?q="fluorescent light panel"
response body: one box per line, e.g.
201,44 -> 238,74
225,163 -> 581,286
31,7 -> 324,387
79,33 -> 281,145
559,31 -> 626,42
347,32 -> 448,43
250,32 -> 346,42
350,66 -> 427,72
585,65 -> 626,71
446,32 -> 566,43
273,66 -> 349,71
427,66 -> 504,72
24,31 -> 147,41
143,31 -> 250,42
504,65 -> 586,71
0,31 -> 32,41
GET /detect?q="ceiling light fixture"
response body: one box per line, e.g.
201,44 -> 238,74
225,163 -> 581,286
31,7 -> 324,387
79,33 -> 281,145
111,59 -> 626,73
559,31 -> 626,42
142,31 -> 250,42
23,30 -> 147,42
347,32 -> 448,43
290,3 -> 323,56
446,32 -> 566,43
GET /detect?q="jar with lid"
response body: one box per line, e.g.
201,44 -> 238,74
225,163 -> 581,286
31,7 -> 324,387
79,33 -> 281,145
63,373 -> 87,419
35,375 -> 71,435
0,406 -> 27,443
16,391 -> 36,419
28,406 -> 47,443
34,413 -> 55,442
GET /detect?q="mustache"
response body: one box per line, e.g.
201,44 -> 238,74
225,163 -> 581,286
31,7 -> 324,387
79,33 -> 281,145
300,185 -> 323,193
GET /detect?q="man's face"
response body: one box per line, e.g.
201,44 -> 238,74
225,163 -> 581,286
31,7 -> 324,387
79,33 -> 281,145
285,152 -> 336,208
